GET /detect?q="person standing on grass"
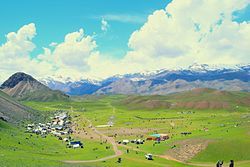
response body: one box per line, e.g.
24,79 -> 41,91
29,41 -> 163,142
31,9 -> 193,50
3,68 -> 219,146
216,161 -> 220,167
216,160 -> 223,167
229,160 -> 234,167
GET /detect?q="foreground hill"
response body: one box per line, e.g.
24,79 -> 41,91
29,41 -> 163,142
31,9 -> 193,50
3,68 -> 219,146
0,90 -> 38,123
0,72 -> 69,101
118,88 -> 250,110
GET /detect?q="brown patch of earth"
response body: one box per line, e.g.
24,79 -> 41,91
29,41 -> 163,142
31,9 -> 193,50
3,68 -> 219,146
174,101 -> 230,109
165,139 -> 211,162
241,97 -> 250,106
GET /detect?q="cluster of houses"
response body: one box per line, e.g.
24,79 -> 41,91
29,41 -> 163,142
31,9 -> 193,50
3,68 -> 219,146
26,112 -> 83,149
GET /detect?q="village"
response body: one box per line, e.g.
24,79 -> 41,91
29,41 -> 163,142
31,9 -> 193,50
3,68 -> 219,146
26,111 -> 83,149
25,110 -> 178,161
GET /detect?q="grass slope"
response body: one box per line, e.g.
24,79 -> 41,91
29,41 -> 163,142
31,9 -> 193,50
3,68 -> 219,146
19,89 -> 69,102
0,120 -> 114,167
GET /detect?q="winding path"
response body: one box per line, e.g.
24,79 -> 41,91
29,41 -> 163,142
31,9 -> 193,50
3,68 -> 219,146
64,106 -> 122,163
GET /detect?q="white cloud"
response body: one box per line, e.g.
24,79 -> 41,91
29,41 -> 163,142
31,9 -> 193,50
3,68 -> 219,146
0,23 -> 54,82
122,0 -> 250,71
37,28 -> 98,78
0,23 -> 36,59
0,25 -> 98,82
1,0 -> 250,82
101,18 -> 109,31
54,28 -> 97,70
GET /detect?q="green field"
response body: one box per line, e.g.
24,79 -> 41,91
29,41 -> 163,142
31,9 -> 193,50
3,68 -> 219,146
1,95 -> 250,167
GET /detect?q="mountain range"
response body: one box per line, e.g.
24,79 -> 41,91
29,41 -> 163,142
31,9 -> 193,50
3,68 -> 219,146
40,64 -> 250,95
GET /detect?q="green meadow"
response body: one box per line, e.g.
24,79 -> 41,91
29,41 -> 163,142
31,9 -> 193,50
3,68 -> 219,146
0,95 -> 250,166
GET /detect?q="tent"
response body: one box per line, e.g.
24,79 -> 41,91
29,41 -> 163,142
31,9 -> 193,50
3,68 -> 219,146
147,134 -> 169,141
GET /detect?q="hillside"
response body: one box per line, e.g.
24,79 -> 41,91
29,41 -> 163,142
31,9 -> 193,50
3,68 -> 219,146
0,90 -> 38,123
167,88 -> 250,109
0,72 -> 69,101
119,95 -> 171,110
117,88 -> 250,110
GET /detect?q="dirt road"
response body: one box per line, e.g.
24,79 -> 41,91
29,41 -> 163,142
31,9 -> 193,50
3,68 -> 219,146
64,112 -> 122,164
88,120 -> 122,156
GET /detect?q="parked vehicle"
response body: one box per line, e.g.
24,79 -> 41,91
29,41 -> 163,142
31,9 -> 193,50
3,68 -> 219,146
145,153 -> 153,160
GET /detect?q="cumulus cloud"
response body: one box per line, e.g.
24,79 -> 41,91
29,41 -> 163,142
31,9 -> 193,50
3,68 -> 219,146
101,18 -> 109,31
0,23 -> 36,59
1,0 -> 250,82
37,28 -> 98,78
123,0 -> 250,71
54,28 -> 97,70
0,24 -> 98,82
0,23 -> 54,81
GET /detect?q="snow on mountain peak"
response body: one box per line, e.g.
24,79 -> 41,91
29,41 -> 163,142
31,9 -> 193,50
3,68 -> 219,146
39,75 -> 102,85
188,63 -> 210,72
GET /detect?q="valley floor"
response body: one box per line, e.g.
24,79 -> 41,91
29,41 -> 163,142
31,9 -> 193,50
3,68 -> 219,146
1,96 -> 250,167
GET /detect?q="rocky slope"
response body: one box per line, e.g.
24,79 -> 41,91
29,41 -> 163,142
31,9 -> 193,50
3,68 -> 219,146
0,90 -> 37,123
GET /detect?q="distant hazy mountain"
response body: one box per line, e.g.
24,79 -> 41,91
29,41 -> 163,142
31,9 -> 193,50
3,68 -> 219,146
40,64 -> 250,95
0,72 -> 69,101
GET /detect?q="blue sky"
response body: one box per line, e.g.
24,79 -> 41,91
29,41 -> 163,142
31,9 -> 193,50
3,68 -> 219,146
0,0 -> 171,59
0,0 -> 249,81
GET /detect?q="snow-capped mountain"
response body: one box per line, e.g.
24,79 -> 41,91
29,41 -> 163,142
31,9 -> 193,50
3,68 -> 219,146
41,64 -> 250,95
39,76 -> 102,95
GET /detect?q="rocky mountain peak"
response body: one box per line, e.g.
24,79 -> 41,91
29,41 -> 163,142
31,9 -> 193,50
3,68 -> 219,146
0,72 -> 37,89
